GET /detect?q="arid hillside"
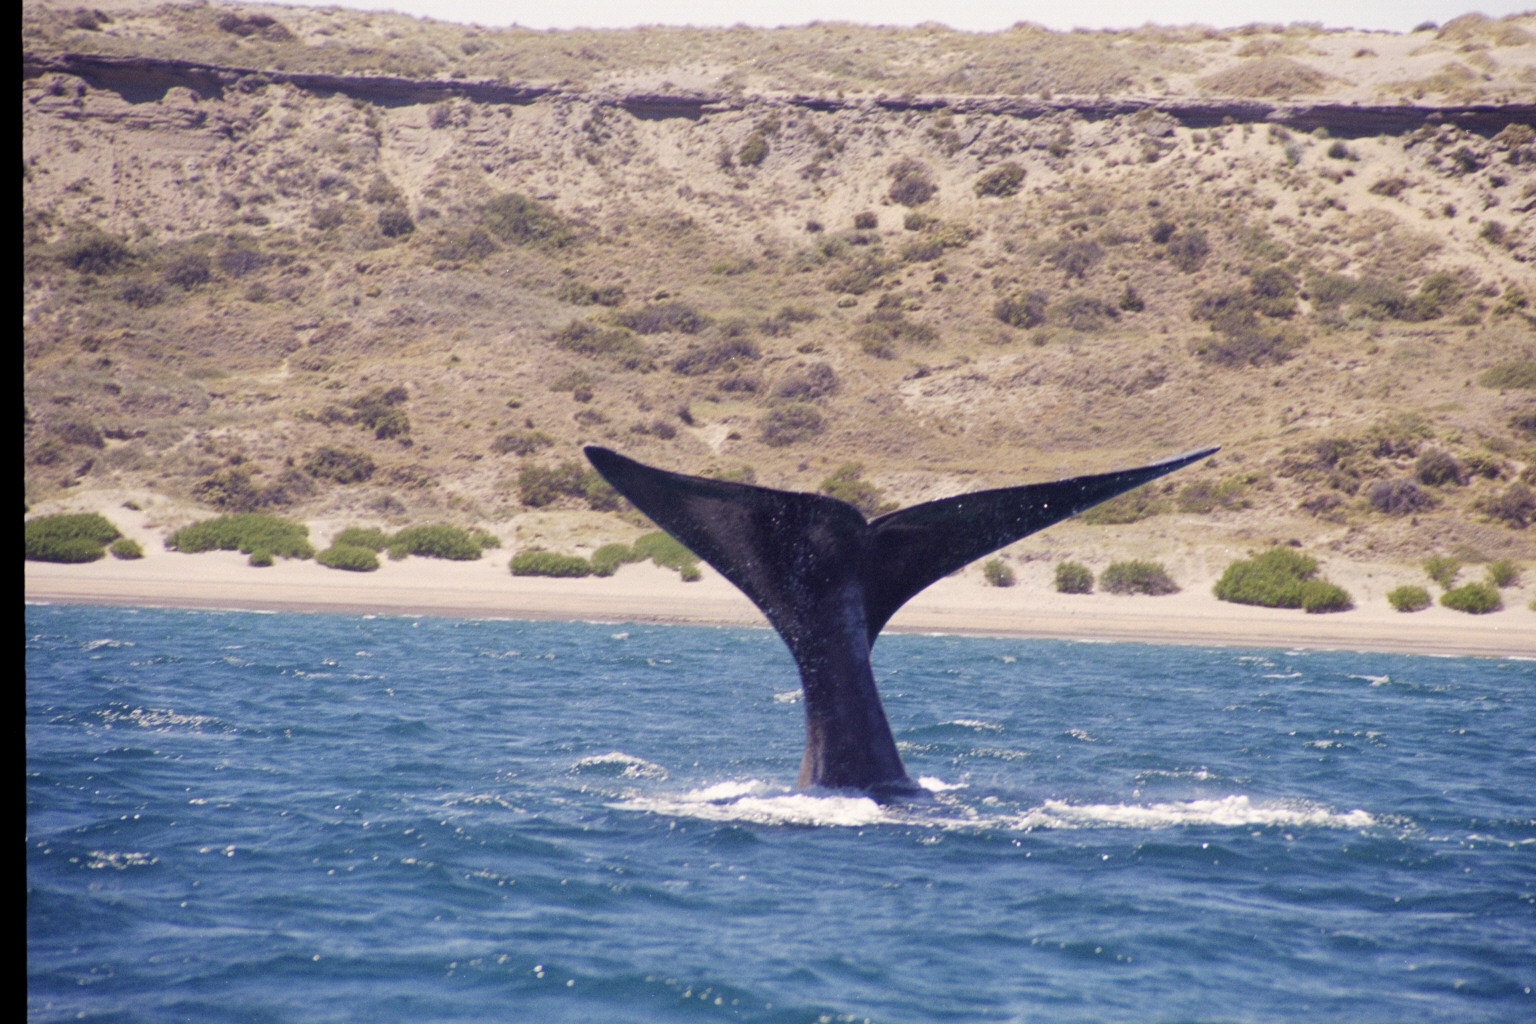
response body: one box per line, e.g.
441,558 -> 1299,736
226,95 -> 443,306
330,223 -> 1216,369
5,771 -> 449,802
22,2 -> 1536,576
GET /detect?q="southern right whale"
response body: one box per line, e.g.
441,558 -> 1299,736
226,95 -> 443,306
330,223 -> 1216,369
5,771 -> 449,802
585,444 -> 1217,799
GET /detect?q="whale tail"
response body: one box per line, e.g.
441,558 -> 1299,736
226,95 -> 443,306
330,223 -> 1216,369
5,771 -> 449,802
584,444 -> 1216,794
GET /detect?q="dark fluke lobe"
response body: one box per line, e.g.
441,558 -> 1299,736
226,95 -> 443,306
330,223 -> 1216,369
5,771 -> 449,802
584,444 -> 1217,797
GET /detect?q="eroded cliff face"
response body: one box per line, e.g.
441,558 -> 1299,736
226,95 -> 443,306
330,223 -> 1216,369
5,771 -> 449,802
21,4 -> 1536,567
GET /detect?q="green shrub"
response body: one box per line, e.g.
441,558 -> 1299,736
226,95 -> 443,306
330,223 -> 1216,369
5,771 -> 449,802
1177,474 -> 1256,513
109,537 -> 144,560
1411,271 -> 1462,320
317,544 -> 380,571
1301,580 -> 1354,613
432,227 -> 498,262
619,302 -> 708,336
387,525 -> 483,561
350,387 -> 411,440
61,231 -> 131,274
164,253 -> 211,289
1166,228 -> 1210,272
25,512 -> 122,563
248,549 -> 274,567
1479,482 -> 1536,528
1387,585 -> 1432,612
760,404 -> 823,447
983,558 -> 1016,587
994,291 -> 1048,329
492,429 -> 555,456
670,337 -> 758,375
774,363 -> 838,401
1048,294 -> 1119,332
974,163 -> 1025,198
1100,560 -> 1179,595
579,469 -> 626,512
518,461 -> 586,507
510,550 -> 592,578
1423,555 -> 1460,588
633,531 -> 702,580
821,464 -> 892,517
1189,327 -> 1302,368
303,446 -> 375,484
377,206 -> 415,238
888,158 -> 937,206
1415,448 -> 1467,487
853,308 -> 937,356
1440,582 -> 1502,614
1480,360 -> 1536,389
471,529 -> 501,549
737,133 -> 769,166
1078,486 -> 1169,525
1055,561 -> 1094,594
480,193 -> 572,248
189,467 -> 264,513
853,211 -> 878,230
1046,238 -> 1103,280
590,542 -> 644,577
825,253 -> 894,295
332,526 -> 392,551
1368,479 -> 1434,515
900,237 -> 946,263
166,513 -> 314,559
553,320 -> 651,369
1213,546 -> 1351,613
1486,559 -> 1520,588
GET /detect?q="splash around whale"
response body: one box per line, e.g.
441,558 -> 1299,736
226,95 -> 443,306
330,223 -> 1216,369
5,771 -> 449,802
584,444 -> 1216,799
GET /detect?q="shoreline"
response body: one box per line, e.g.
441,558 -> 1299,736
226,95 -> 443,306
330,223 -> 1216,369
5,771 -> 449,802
25,554 -> 1535,658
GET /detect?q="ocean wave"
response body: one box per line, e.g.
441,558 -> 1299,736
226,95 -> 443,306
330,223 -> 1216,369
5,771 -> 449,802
572,752 -> 668,780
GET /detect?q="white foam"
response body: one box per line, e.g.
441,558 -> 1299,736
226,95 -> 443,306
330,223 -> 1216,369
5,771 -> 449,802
616,781 -> 888,827
83,850 -> 157,869
613,784 -> 1375,833
945,719 -> 1003,733
572,752 -> 668,779
918,776 -> 968,793
1017,795 -> 1375,830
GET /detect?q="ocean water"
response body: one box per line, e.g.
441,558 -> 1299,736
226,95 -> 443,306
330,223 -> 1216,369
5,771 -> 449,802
25,604 -> 1536,1024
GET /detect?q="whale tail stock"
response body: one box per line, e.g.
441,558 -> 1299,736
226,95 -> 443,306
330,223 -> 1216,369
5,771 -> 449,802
583,444 -> 1217,796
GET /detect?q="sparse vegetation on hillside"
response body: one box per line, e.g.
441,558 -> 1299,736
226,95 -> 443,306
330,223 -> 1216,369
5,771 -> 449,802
21,6 -> 1536,586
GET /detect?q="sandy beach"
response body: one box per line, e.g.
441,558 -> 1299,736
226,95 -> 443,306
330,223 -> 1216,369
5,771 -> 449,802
25,544 -> 1535,659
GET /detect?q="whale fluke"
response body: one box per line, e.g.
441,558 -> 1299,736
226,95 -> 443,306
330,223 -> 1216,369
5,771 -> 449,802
584,444 -> 1217,797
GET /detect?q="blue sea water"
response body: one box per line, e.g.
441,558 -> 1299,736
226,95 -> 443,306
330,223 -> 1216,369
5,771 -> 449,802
25,604 -> 1536,1023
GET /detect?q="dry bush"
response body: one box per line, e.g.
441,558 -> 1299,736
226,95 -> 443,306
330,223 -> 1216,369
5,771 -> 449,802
619,302 -> 708,335
995,292 -> 1048,329
974,163 -> 1025,198
671,337 -> 759,376
760,404 -> 824,447
1199,58 -> 1334,98
888,158 -> 937,207
774,362 -> 838,400
1047,294 -> 1119,332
